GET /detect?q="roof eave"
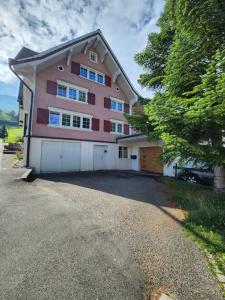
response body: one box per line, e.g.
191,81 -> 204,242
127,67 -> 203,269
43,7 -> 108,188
10,29 -> 140,97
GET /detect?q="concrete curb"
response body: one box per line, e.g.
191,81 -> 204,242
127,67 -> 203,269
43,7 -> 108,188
20,168 -> 33,181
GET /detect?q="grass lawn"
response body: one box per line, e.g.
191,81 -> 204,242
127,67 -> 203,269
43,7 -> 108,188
165,178 -> 225,296
5,127 -> 23,144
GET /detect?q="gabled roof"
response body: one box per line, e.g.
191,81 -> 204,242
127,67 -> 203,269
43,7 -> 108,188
10,29 -> 139,98
15,47 -> 39,60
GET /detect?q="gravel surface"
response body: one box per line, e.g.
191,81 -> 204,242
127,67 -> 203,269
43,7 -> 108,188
0,169 -> 222,299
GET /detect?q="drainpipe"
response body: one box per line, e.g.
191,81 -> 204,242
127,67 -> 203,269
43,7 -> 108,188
8,59 -> 34,168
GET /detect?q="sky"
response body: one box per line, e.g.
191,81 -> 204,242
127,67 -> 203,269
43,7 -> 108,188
0,0 -> 165,98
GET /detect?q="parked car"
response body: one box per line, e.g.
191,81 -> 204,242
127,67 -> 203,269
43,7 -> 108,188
176,164 -> 214,185
3,143 -> 22,153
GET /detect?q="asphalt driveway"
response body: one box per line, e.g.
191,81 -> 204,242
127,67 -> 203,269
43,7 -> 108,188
0,169 -> 222,299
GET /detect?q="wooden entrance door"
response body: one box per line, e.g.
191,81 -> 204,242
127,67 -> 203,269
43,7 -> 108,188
140,147 -> 163,173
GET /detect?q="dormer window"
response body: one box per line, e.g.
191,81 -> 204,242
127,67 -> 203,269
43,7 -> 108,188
89,51 -> 97,63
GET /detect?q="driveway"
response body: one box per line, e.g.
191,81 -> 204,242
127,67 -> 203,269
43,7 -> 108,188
0,169 -> 222,300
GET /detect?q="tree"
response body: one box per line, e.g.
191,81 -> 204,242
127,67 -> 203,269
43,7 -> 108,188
0,125 -> 8,140
129,0 -> 225,190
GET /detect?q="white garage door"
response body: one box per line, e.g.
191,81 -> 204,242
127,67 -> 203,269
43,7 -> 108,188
93,145 -> 108,170
41,141 -> 81,173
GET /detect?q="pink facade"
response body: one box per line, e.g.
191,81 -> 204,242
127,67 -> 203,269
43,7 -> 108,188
32,48 -> 130,143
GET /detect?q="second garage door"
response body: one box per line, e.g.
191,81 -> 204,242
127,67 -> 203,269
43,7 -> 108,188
140,147 -> 163,173
93,145 -> 108,170
41,141 -> 81,173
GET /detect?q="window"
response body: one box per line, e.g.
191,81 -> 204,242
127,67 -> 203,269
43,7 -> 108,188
97,74 -> 104,84
79,90 -> 86,102
58,65 -> 64,72
69,88 -> 77,100
111,101 -> 117,110
62,113 -> 71,127
80,67 -> 88,78
111,122 -> 116,132
83,117 -> 90,129
110,120 -> 124,134
49,109 -> 91,131
89,51 -> 97,63
117,102 -> 123,112
80,65 -> 105,85
117,123 -> 122,133
89,70 -> 96,81
57,85 -> 67,97
119,146 -> 128,159
110,98 -> 124,112
49,111 -> 60,126
57,81 -> 87,103
73,115 -> 80,128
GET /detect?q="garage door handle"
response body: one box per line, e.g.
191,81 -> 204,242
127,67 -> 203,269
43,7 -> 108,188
60,155 -> 63,159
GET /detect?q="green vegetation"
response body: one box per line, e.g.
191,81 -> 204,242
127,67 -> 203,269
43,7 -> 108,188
0,125 -> 8,139
0,110 -> 18,127
128,0 -> 225,189
5,127 -> 22,144
166,178 -> 225,295
15,150 -> 23,161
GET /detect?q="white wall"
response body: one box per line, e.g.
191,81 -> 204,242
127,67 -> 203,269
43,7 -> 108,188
26,137 -> 177,176
29,137 -> 42,172
163,158 -> 179,177
23,137 -> 28,167
28,137 -> 132,173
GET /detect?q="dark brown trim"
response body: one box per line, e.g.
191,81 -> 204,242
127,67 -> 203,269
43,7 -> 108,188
27,135 -> 117,144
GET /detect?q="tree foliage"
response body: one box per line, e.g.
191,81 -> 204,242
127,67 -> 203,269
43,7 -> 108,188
129,0 -> 225,170
0,125 -> 8,139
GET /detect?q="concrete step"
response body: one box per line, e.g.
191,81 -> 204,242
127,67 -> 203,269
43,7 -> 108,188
20,168 -> 33,180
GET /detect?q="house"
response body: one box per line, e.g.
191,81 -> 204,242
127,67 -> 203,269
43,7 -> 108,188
9,29 -> 174,176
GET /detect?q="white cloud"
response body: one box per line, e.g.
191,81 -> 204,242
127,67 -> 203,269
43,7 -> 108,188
0,0 -> 165,97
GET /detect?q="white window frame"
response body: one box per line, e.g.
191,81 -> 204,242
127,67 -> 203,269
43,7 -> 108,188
110,119 -> 124,135
118,146 -> 128,159
48,107 -> 93,132
110,97 -> 124,113
89,50 -> 98,63
56,80 -> 88,104
80,64 -> 105,85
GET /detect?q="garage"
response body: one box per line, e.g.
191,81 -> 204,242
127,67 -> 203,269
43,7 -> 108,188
140,147 -> 163,173
40,141 -> 81,173
93,145 -> 108,170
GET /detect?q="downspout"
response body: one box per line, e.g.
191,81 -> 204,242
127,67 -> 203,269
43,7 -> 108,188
8,59 -> 34,168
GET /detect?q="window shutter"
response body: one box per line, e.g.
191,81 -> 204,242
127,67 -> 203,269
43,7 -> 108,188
46,80 -> 57,95
104,97 -> 111,108
71,61 -> 80,75
124,124 -> 129,135
88,92 -> 95,105
105,75 -> 111,87
104,120 -> 111,132
124,103 -> 129,113
36,108 -> 49,124
92,118 -> 100,131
